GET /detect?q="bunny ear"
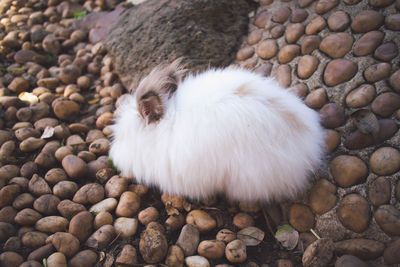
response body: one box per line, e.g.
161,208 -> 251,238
138,91 -> 164,124
163,57 -> 187,95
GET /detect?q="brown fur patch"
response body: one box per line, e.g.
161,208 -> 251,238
267,98 -> 307,132
234,84 -> 252,96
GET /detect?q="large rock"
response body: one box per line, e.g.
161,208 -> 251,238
103,0 -> 253,89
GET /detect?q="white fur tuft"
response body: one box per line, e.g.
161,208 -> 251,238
110,68 -> 325,202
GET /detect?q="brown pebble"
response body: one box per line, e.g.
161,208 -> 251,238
364,63 -> 391,83
291,9 -> 308,23
305,16 -> 326,35
138,207 -> 159,225
306,87 -> 327,109
69,250 -> 98,267
374,205 -> 400,236
247,29 -> 263,45
330,155 -> 367,188
315,0 -> 339,15
302,238 -> 335,267
369,0 -> 395,7
51,232 -> 80,258
301,35 -> 321,55
52,100 -> 80,121
139,228 -> 168,264
370,147 -> 400,175
369,177 -> 391,207
270,25 -> 285,39
236,46 -> 254,61
256,39 -> 278,59
0,251 -> 24,266
61,155 -> 88,180
298,55 -> 318,80
254,11 -> 271,28
285,23 -> 304,43
337,194 -> 370,233
346,84 -> 376,108
354,31 -> 384,57
319,103 -> 345,129
384,239 -> 400,264
308,179 -> 337,215
33,194 -> 60,215
352,10 -> 384,33
328,11 -> 350,32
320,33 -> 353,58
115,191 -> 140,217
186,210 -> 217,233
276,65 -> 291,87
8,77 -> 29,94
278,44 -> 300,63
374,42 -> 398,61
289,204 -> 315,232
289,83 -> 309,98
371,92 -> 400,117
324,129 -> 340,152
272,7 -> 291,23
390,69 -> 400,92
324,59 -> 357,86
116,245 -> 138,266
299,0 -> 314,7
233,213 -> 254,229
385,13 -> 400,30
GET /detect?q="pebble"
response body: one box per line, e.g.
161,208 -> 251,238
372,92 -> 400,117
256,39 -> 277,59
68,250 -> 98,267
45,168 -> 67,185
57,199 -> 86,220
0,251 -> 24,266
305,16 -> 326,35
21,231 -> 48,248
315,0 -> 339,14
51,232 -> 80,258
285,23 -> 304,43
20,137 -> 46,152
291,9 -> 308,23
305,88 -> 326,109
105,175 -> 128,198
335,255 -> 369,267
236,46 -> 254,61
320,33 -> 353,58
28,174 -> 52,196
330,155 -> 368,187
93,211 -> 113,230
139,228 -> 168,264
298,55 -> 318,79
185,256 -> 210,267
14,208 -> 42,226
138,207 -> 159,225
198,240 -> 226,260
289,204 -> 315,232
233,213 -> 254,229
390,69 -> 400,92
114,217 -> 139,238
370,147 -> 400,175
35,216 -> 69,233
272,7 -> 291,23
324,129 -> 340,152
69,211 -> 93,243
225,240 -> 247,263
33,194 -> 60,215
53,99 -> 80,121
247,29 -> 263,45
278,44 -> 300,63
383,238 -> 400,264
254,11 -> 271,28
337,194 -> 370,233
299,0 -> 314,7
288,84 -> 307,99
8,77 -> 29,94
319,103 -> 345,129
165,245 -> 184,267
73,183 -> 104,205
328,11 -> 350,32
369,177 -> 391,206
335,238 -> 384,260
385,13 -> 400,31
176,224 -> 200,256
345,84 -> 375,108
374,42 -> 398,61
351,10 -> 384,33
373,205 -> 400,236
216,229 -> 237,244
46,252 -> 66,267
364,63 -> 391,83
369,0 -> 395,7
270,25 -> 285,39
13,193 -> 35,210
302,238 -> 334,267
53,181 -> 79,200
85,225 -> 116,250
115,245 -> 138,266
115,191 -> 140,217
186,210 -> 217,233
61,155 -> 88,180
0,184 -> 21,207
89,198 -> 118,213
301,35 -> 321,55
324,59 -> 357,86
276,65 -> 291,87
353,31 -> 384,56
308,179 -> 337,214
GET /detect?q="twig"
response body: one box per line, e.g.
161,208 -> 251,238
310,228 -> 321,240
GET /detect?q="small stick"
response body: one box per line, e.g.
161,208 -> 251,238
310,228 -> 321,240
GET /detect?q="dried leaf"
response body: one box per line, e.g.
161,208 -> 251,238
165,202 -> 180,216
237,226 -> 265,246
275,224 -> 299,250
41,126 -> 55,139
18,92 -> 38,104
103,253 -> 114,267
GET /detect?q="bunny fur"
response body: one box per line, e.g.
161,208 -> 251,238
110,62 -> 325,202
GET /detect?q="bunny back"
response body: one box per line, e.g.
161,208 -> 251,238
110,68 -> 325,202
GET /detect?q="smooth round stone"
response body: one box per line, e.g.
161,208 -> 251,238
57,200 -> 85,220
328,11 -> 350,32
176,224 -> 200,256
298,55 -> 318,79
69,250 -> 98,267
320,33 -> 353,58
115,191 -> 140,217
305,16 -> 326,35
301,35 -> 321,55
289,83 -> 308,98
51,232 -> 80,258
139,228 -> 168,264
216,229 -> 236,244
308,179 -> 337,215
285,23 -> 304,43
299,0 -> 314,7
390,69 -> 400,92
351,10 -> 384,33
324,59 -> 357,87
385,14 -> 400,30
197,240 -> 225,260
255,63 -> 272,77
305,88 -> 326,109
270,25 -> 285,38
8,77 -> 29,94
272,7 -> 291,23
384,239 -> 400,264
374,205 -> 400,236
256,39 -> 277,59
276,65 -> 291,87
335,255 -> 369,267
35,216 -> 69,233
186,210 -> 216,233
370,147 -> 400,175
291,9 -> 308,23
114,217 -> 139,238
324,129 -> 340,152
369,177 -> 391,207
289,204 -> 315,232
369,0 -> 395,7
335,239 -> 384,260
278,44 -> 300,63
337,194 -> 370,233
371,92 -> 400,117
233,213 -> 254,229
330,155 -> 367,188
364,63 -> 391,83
353,31 -> 384,57
185,256 -> 210,267
236,46 -> 254,61
374,42 -> 398,61
89,198 -> 118,213
319,103 -> 345,129
398,181 -> 400,201
254,11 -> 271,28
73,183 -> 104,205
225,240 -> 247,263
315,0 -> 339,14
302,238 -> 335,267
69,211 -> 93,243
53,100 -> 80,121
247,29 -> 263,45
61,155 -> 88,180
115,245 -> 138,266
346,84 -> 376,108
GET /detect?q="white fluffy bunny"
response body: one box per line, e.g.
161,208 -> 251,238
110,59 -> 325,202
